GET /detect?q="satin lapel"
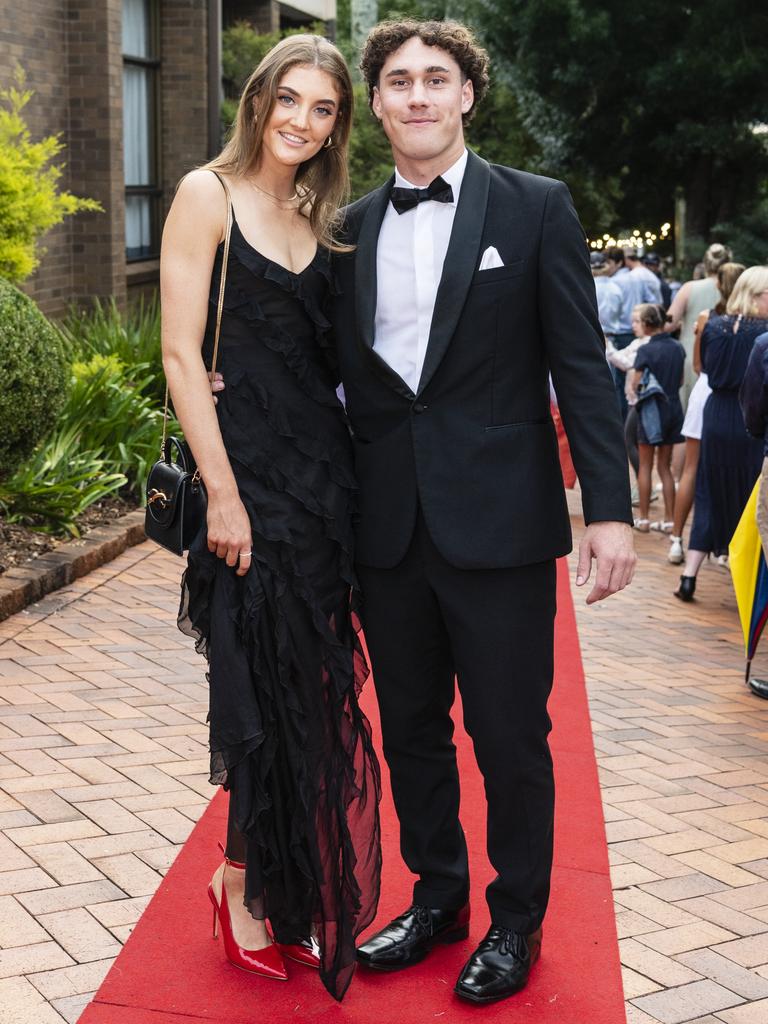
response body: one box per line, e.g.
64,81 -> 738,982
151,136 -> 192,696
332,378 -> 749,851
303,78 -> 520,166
355,176 -> 392,353
417,151 -> 491,396
354,174 -> 416,400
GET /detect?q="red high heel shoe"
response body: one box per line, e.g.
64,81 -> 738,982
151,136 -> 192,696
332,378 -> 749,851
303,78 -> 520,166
277,935 -> 321,969
208,852 -> 287,981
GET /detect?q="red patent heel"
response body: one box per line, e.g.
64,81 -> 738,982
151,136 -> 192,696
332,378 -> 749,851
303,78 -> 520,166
208,848 -> 287,981
277,935 -> 321,969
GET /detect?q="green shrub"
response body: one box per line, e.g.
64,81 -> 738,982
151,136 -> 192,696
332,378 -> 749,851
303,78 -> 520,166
61,297 -> 165,402
66,353 -> 168,498
221,97 -> 238,141
0,277 -> 69,480
0,429 -> 125,536
0,70 -> 101,283
348,84 -> 396,200
0,351 -> 171,535
712,189 -> 768,269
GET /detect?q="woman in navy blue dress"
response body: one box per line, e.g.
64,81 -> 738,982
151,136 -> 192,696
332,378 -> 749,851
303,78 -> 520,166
675,267 -> 768,601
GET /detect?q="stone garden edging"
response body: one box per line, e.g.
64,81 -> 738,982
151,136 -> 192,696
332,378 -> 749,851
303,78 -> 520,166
0,510 -> 146,622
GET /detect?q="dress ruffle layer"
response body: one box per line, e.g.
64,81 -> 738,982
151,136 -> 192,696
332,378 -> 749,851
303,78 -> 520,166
178,224 -> 381,1000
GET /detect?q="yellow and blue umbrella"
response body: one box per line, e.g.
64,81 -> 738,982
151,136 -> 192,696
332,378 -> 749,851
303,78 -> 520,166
729,479 -> 768,680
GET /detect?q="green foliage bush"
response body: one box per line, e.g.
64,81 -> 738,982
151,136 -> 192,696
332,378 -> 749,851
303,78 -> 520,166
712,188 -> 768,269
0,298 -> 173,536
61,297 -> 165,402
0,430 -> 125,537
0,349 -> 170,536
0,276 -> 69,480
65,353 -> 166,499
0,71 -> 101,283
348,84 -> 397,200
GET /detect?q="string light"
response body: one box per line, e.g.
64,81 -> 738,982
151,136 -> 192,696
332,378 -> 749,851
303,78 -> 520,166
587,221 -> 670,251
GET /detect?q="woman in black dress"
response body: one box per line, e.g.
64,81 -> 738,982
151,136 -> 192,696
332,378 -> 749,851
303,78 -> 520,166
674,266 -> 768,601
160,36 -> 380,1001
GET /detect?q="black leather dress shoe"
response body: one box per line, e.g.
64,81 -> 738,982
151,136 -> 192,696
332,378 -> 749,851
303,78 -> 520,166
749,677 -> 768,699
357,903 -> 470,971
454,925 -> 542,1004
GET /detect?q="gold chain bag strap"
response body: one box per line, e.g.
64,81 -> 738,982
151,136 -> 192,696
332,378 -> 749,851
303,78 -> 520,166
144,174 -> 233,556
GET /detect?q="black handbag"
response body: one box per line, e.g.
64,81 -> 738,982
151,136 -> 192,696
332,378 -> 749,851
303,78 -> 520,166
144,178 -> 233,555
145,437 -> 206,556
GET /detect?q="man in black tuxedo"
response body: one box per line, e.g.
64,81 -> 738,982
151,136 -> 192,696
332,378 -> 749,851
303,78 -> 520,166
335,20 -> 636,1005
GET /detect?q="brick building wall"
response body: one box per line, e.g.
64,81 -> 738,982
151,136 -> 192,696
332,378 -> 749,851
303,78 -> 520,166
161,0 -> 210,214
67,0 -> 127,310
0,0 -> 215,318
0,2 -> 75,315
225,0 -> 279,33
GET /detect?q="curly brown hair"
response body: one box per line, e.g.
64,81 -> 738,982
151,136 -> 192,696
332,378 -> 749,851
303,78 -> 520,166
359,19 -> 490,126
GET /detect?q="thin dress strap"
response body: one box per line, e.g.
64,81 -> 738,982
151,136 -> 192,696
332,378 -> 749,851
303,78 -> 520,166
208,172 -> 233,378
209,170 -> 234,226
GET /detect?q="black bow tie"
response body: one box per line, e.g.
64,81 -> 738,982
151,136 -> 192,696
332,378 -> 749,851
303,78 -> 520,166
390,175 -> 454,215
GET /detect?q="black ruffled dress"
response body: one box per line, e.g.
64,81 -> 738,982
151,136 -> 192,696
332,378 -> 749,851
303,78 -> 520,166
178,215 -> 381,1001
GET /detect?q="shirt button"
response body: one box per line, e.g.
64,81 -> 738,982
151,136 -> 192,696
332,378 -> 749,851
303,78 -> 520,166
413,402 -> 427,414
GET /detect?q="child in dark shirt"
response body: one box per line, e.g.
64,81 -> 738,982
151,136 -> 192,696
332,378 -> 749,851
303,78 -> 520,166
628,303 -> 685,532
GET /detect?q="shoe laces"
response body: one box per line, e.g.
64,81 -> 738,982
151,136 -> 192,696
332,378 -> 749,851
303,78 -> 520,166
494,927 -> 526,958
408,904 -> 433,933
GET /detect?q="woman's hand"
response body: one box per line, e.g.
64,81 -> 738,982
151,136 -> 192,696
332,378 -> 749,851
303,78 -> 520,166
210,371 -> 225,405
206,489 -> 252,576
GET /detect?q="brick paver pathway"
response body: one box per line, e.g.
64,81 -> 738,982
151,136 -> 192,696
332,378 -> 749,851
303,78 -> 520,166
1,514 -> 768,1023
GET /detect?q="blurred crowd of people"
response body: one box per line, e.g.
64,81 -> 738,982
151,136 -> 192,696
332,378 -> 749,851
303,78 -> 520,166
590,245 -> 768,651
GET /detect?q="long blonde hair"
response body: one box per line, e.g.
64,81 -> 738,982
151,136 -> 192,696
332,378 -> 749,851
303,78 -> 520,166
205,35 -> 353,252
726,266 -> 768,317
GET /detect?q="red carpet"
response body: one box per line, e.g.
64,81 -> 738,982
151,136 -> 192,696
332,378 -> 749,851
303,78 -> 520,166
80,560 -> 625,1024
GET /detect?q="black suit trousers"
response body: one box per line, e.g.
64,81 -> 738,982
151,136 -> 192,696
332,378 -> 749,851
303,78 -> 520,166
357,511 -> 556,934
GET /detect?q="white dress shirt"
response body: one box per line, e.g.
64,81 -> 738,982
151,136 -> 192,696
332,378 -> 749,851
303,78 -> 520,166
374,150 -> 468,393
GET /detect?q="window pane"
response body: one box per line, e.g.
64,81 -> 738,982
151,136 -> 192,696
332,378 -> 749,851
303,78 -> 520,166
123,64 -> 151,186
122,0 -> 151,59
125,195 -> 153,260
122,0 -> 158,259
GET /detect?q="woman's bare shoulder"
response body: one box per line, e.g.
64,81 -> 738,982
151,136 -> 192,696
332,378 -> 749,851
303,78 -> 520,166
175,168 -> 229,205
677,280 -> 693,299
167,169 -> 228,243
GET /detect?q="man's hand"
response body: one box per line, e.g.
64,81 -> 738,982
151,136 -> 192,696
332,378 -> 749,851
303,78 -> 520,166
210,371 -> 225,404
575,521 -> 636,605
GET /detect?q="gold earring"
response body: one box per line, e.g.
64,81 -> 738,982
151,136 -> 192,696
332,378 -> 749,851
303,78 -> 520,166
323,135 -> 333,149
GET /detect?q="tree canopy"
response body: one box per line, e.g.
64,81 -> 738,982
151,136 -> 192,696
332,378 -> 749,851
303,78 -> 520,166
472,0 -> 768,242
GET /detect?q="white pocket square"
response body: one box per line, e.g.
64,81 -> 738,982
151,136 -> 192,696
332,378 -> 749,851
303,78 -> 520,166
478,246 -> 504,271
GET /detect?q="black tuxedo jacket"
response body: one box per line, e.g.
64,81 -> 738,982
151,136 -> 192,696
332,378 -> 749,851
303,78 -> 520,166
333,149 -> 632,570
